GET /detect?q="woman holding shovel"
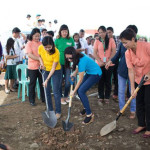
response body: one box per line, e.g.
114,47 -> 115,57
38,36 -> 62,119
65,46 -> 102,124
120,28 -> 150,138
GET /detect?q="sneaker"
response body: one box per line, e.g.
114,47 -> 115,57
82,114 -> 94,125
80,108 -> 86,116
61,98 -> 67,105
5,89 -> 10,94
56,113 -> 61,119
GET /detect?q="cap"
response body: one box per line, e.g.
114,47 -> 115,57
36,14 -> 41,17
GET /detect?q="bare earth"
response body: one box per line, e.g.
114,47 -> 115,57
0,73 -> 150,150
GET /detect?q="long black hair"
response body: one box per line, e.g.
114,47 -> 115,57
6,38 -> 15,55
98,26 -> 109,50
64,46 -> 84,71
73,33 -> 81,49
29,28 -> 41,41
42,36 -> 55,55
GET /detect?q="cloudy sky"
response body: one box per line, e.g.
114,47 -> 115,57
0,0 -> 149,37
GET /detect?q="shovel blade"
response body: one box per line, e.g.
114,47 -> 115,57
100,120 -> 116,136
62,120 -> 73,131
42,111 -> 57,128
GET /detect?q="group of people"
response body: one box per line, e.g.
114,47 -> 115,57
0,23 -> 150,138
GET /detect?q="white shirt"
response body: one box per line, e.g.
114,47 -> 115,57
3,48 -> 16,65
12,37 -> 22,62
74,41 -> 84,50
79,38 -> 88,54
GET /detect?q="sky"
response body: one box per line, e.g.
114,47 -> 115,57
0,0 -> 150,39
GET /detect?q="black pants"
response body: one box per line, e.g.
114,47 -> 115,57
135,83 -> 150,131
113,62 -> 118,96
28,69 -> 45,103
98,66 -> 113,99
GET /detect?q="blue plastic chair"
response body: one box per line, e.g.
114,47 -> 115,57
16,64 -> 30,102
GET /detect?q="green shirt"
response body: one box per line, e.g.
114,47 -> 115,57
55,37 -> 75,65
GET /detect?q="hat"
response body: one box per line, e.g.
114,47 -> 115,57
26,14 -> 31,18
36,14 -> 41,17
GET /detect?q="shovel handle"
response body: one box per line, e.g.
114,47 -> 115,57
120,75 -> 146,114
69,85 -> 73,107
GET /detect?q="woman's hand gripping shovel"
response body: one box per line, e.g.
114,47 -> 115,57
100,75 -> 148,136
62,76 -> 75,131
39,67 -> 57,128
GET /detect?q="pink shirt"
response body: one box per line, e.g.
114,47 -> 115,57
25,41 -> 41,70
125,41 -> 150,85
94,38 -> 116,66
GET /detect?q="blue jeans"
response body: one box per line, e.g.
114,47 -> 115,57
77,74 -> 101,115
60,65 -> 71,98
118,74 -> 136,112
43,70 -> 61,114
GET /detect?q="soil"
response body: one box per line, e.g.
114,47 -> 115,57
0,73 -> 150,150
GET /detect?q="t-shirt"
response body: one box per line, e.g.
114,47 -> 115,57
38,45 -> 61,71
25,41 -> 41,70
78,55 -> 102,76
55,37 -> 75,65
3,48 -> 16,65
125,41 -> 150,85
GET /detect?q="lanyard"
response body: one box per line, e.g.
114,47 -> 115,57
101,39 -> 106,55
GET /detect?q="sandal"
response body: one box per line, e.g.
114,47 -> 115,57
98,99 -> 104,106
82,114 -> 94,125
132,127 -> 146,134
10,88 -> 16,92
129,112 -> 136,119
104,99 -> 109,104
80,108 -> 86,116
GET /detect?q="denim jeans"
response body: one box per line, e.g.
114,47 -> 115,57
118,74 -> 136,112
60,65 -> 71,98
77,74 -> 101,115
43,70 -> 61,114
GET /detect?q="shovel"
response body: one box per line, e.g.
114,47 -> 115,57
100,75 -> 147,136
39,68 -> 57,128
62,76 -> 75,131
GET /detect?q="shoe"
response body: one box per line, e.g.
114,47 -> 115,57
104,99 -> 109,104
132,127 -> 146,134
5,89 -> 10,94
65,98 -> 70,103
61,98 -> 67,105
56,113 -> 61,119
10,88 -> 16,92
82,114 -> 94,125
80,108 -> 86,116
112,95 -> 118,99
129,112 -> 136,119
142,133 -> 150,138
98,99 -> 103,106
30,102 -> 36,106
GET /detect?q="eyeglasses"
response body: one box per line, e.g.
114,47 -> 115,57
66,57 -> 73,60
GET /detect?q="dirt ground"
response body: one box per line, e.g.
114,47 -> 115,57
0,73 -> 150,150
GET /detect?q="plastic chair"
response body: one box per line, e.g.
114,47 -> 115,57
16,64 -> 30,102
36,78 -> 40,100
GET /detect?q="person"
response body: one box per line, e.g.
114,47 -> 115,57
105,25 -> 138,119
88,38 -> 95,60
120,28 -> 150,137
38,36 -> 62,119
25,28 -> 45,106
46,31 -> 54,38
65,46 -> 102,124
33,14 -> 41,27
40,28 -> 47,42
12,27 -> 22,65
93,26 -> 116,104
79,29 -> 88,54
26,14 -> 32,31
73,33 -> 85,53
3,38 -> 18,94
55,24 -> 74,105
107,27 -> 119,100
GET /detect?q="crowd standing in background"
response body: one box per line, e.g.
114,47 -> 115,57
0,13 -> 150,139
